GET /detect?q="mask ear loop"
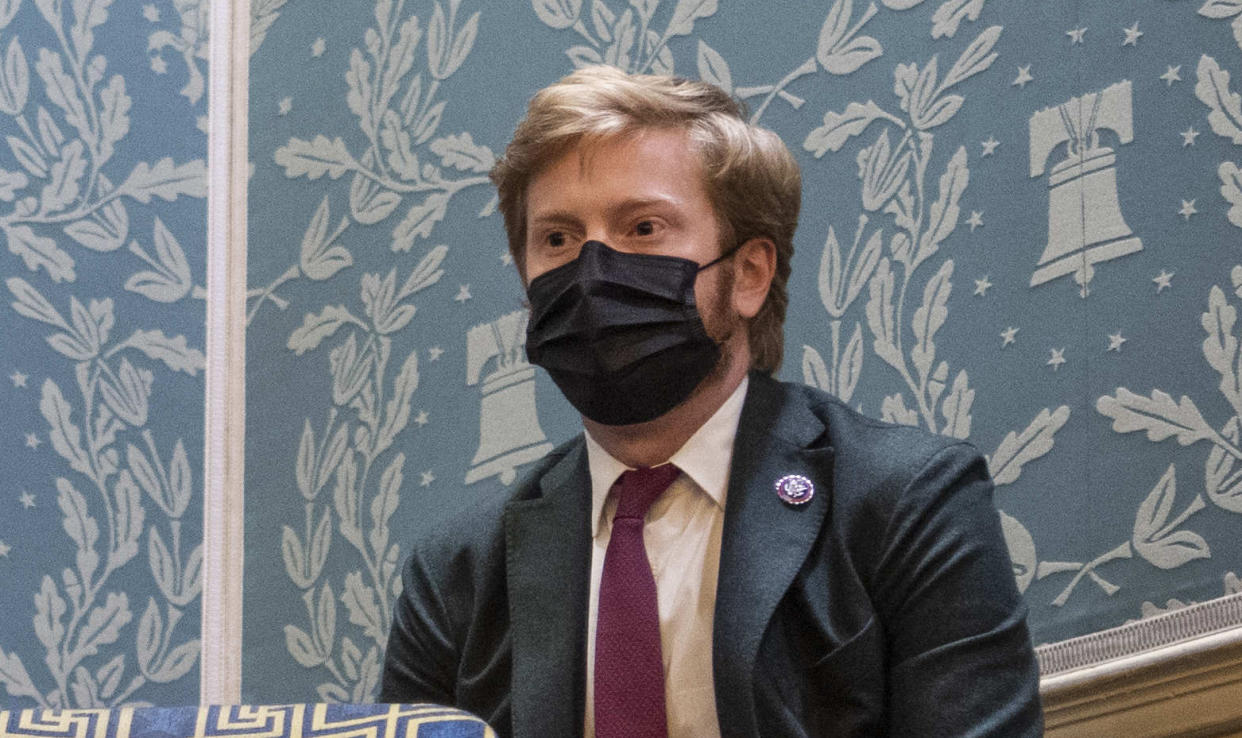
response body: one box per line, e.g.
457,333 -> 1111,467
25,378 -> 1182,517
693,241 -> 748,352
696,241 -> 746,273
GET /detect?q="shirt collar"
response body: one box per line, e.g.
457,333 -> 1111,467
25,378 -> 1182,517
585,376 -> 749,536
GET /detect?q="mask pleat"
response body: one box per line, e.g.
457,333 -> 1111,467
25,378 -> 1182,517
524,239 -> 723,425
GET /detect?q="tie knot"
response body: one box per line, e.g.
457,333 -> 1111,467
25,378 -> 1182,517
613,464 -> 680,520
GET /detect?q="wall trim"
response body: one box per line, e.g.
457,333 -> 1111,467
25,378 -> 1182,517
1039,593 -> 1242,735
201,0 -> 249,706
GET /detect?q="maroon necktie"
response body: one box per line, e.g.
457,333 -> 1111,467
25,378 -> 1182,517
594,463 -> 681,738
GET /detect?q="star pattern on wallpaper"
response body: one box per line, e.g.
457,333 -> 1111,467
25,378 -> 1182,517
8,371 -> 26,388
974,276 -> 993,296
1161,65 -> 1181,85
966,210 -> 984,231
23,434 -> 39,450
429,346 -> 444,361
1047,348 -> 1067,370
500,250 -> 513,265
142,4 -> 159,22
0,540 -> 10,558
311,38 -> 326,57
18,491 -> 34,509
415,411 -> 430,427
981,136 -> 999,156
455,285 -> 472,302
1001,326 -> 1019,348
1108,332 -> 1127,352
420,471 -> 435,487
1182,126 -> 1200,146
1180,199 -> 1198,220
1154,270 -> 1175,292
1013,64 -> 1034,88
1066,27 -> 1087,45
1122,22 -> 1143,47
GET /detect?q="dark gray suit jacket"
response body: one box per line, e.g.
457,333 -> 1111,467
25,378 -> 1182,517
380,372 -> 1043,736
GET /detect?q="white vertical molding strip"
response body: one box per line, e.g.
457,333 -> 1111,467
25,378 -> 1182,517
202,0 -> 249,705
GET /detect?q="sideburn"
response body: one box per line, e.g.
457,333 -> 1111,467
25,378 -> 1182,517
703,258 -> 739,344
699,260 -> 743,387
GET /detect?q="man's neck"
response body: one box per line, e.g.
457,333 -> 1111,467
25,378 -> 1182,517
583,340 -> 751,468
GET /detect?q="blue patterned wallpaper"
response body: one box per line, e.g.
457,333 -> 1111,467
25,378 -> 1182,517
0,0 -> 207,709
242,0 -> 1242,703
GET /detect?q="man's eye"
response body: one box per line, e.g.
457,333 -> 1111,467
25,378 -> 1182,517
634,220 -> 656,236
547,231 -> 566,247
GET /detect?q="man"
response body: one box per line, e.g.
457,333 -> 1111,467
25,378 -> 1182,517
381,66 -> 1043,737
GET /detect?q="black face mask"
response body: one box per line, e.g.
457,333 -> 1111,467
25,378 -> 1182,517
525,240 -> 739,426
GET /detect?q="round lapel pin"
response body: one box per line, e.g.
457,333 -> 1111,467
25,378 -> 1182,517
775,474 -> 814,505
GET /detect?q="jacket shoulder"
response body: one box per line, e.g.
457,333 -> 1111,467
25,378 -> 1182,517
763,378 -> 990,546
773,377 -> 980,483
404,435 -> 583,565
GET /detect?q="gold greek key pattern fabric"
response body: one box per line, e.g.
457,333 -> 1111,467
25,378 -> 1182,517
0,704 -> 494,738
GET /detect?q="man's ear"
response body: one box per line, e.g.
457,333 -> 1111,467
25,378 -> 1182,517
732,238 -> 776,319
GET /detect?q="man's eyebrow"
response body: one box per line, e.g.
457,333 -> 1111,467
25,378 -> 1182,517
528,198 -> 679,226
527,210 -> 581,228
610,197 -> 679,216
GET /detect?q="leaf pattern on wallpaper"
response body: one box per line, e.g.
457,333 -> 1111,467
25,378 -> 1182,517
1,280 -> 204,707
535,0 -> 891,123
801,24 -> 999,434
797,23 -> 1103,606
252,0 -> 292,55
1196,0 -> 1242,54
1197,55 -> 1242,231
1196,55 -> 1242,145
0,0 -> 205,708
252,0 -> 489,325
0,0 -> 205,295
1221,161 -> 1242,228
281,246 -> 446,703
534,0 -> 713,75
1129,571 -> 1242,623
147,0 -> 209,110
536,0 -> 984,125
1080,273 -> 1242,607
1024,464 -> 1211,609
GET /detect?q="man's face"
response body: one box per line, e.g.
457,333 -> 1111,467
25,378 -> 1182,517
523,127 -> 737,339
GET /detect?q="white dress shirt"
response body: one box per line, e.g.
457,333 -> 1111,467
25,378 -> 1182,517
582,377 -> 748,738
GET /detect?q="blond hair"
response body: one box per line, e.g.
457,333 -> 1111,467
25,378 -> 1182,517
490,65 -> 801,373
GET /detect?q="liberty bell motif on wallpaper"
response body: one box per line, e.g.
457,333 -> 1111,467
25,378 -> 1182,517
1028,80 -> 1142,297
465,310 -> 553,485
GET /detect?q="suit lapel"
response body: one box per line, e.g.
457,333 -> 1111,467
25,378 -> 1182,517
713,374 -> 835,736
504,441 -> 592,737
